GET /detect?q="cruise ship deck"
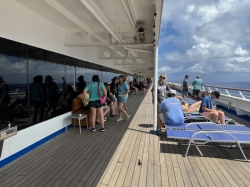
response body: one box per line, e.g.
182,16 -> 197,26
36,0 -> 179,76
1,91 -> 250,187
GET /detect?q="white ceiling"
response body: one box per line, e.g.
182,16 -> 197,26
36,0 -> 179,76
14,0 -> 163,77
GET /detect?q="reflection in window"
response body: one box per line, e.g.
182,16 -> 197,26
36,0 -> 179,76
0,51 -> 29,130
28,59 -> 66,123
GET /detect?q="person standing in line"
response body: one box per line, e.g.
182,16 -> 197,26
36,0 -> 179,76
76,75 -> 86,94
44,75 -> 59,117
151,74 -> 170,133
116,75 -> 131,121
192,75 -> 203,100
30,75 -> 45,124
82,75 -> 107,132
182,75 -> 189,98
143,78 -> 149,94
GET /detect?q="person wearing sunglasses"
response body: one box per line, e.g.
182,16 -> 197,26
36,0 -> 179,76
199,91 -> 225,124
151,74 -> 171,133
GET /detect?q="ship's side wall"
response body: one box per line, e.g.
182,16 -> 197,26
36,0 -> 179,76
0,112 -> 72,167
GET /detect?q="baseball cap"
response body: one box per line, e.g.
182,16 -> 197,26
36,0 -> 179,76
170,90 -> 177,95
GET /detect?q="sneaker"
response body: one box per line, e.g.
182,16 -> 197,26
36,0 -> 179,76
91,128 -> 96,132
116,118 -> 123,122
101,128 -> 105,132
104,117 -> 107,120
126,115 -> 131,120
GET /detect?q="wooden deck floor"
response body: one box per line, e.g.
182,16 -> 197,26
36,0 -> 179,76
1,91 -> 250,187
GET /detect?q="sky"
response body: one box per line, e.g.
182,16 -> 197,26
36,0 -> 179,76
159,0 -> 250,83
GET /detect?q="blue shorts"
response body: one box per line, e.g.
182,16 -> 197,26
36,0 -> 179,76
182,90 -> 188,95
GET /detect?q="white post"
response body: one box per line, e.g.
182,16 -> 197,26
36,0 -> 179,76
100,70 -> 102,82
153,46 -> 158,134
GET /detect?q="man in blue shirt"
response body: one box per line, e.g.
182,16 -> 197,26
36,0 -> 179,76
192,75 -> 203,100
159,92 -> 184,126
199,91 -> 225,124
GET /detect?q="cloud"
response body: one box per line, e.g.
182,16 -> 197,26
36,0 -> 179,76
159,0 -> 250,79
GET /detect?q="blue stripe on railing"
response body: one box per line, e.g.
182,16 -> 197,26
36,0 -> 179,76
0,124 -> 72,168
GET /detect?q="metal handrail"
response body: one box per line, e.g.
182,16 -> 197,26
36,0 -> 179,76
204,85 -> 250,92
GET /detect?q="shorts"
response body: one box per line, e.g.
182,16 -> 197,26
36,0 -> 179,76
201,112 -> 210,117
182,89 -> 188,95
89,100 -> 103,108
118,98 -> 127,103
193,90 -> 200,96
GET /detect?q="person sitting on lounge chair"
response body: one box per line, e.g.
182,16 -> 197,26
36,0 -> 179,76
159,92 -> 184,126
199,91 -> 225,124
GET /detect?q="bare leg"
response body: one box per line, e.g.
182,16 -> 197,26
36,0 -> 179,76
118,102 -> 129,118
218,110 -> 225,124
90,107 -> 97,127
97,107 -> 104,128
208,112 -> 218,123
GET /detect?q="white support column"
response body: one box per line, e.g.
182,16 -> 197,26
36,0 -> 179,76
74,67 -> 76,91
153,46 -> 158,134
100,71 -> 102,82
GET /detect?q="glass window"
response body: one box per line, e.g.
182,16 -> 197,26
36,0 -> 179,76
0,49 -> 29,130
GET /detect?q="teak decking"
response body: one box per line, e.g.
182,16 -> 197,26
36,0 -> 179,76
1,91 -> 250,187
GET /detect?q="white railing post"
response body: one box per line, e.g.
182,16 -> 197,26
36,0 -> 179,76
153,45 -> 158,135
238,91 -> 246,100
225,89 -> 231,96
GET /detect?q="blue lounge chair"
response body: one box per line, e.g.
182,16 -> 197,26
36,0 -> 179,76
167,129 -> 250,161
166,122 -> 250,132
183,111 -> 235,124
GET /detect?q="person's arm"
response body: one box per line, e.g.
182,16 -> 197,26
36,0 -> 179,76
202,105 -> 215,112
100,83 -> 107,97
82,88 -> 88,101
166,83 -> 170,91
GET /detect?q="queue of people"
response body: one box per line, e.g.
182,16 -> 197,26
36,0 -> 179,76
77,75 -> 152,132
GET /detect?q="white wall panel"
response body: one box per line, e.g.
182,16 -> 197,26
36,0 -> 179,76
0,112 -> 71,161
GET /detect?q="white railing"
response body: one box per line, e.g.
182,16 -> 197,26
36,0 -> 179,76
168,82 -> 250,116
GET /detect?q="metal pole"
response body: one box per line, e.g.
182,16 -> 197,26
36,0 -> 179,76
74,66 -> 76,91
153,46 -> 158,134
26,48 -> 31,125
100,70 -> 102,82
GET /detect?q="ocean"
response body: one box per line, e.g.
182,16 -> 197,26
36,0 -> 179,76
170,81 -> 250,99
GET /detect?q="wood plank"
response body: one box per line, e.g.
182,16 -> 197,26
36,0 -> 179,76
113,104 -> 143,186
2,90 -> 250,187
51,180 -> 65,187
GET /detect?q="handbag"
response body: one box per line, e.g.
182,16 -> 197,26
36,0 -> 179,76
98,82 -> 106,104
